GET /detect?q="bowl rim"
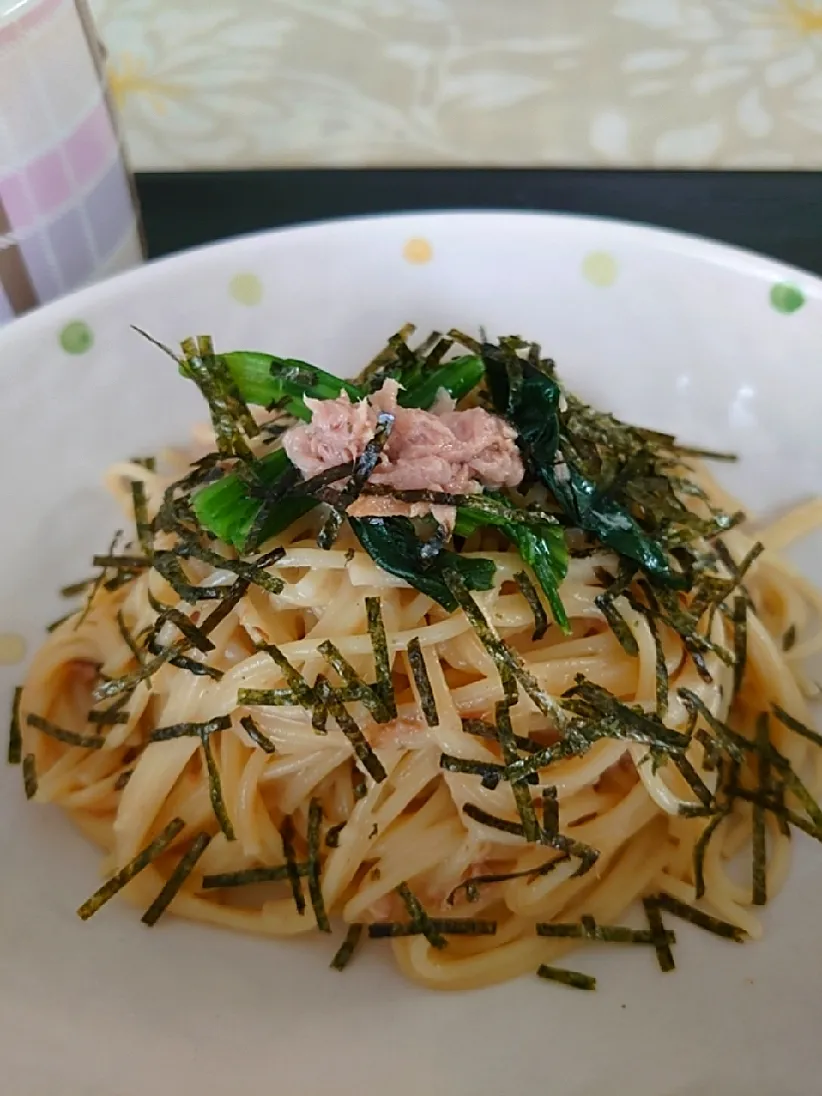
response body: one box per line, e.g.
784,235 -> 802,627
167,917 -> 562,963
1,208 -> 818,350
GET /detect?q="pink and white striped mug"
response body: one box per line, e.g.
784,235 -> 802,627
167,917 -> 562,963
0,0 -> 143,324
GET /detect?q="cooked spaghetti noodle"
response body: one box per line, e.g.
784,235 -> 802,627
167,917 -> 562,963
13,327 -> 822,991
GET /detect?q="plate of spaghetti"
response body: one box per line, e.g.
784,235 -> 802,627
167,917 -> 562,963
2,212 -> 821,1096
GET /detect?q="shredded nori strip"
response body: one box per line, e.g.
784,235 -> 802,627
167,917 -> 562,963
782,624 -> 797,652
92,553 -> 149,572
772,704 -> 822,749
675,754 -> 714,808
77,817 -> 185,920
396,883 -> 447,949
238,688 -> 303,707
439,752 -> 520,790
318,639 -> 392,724
325,821 -> 346,848
693,805 -> 730,900
368,919 -> 497,938
307,798 -> 331,932
153,551 -> 247,604
179,335 -> 257,460
331,924 -> 364,970
318,411 -> 394,549
75,532 -> 120,630
407,637 -> 438,727
462,804 -> 598,875
446,854 -> 571,905
130,325 -> 179,362
93,583 -> 245,703
444,571 -> 565,728
732,595 -> 748,697
242,467 -> 310,553
157,651 -> 224,682
366,596 -> 396,719
241,685 -> 364,709
536,920 -> 675,944
638,579 -> 733,674
87,689 -> 132,727
239,714 -> 276,753
564,678 -> 690,753
752,712 -> 770,905
595,592 -> 639,657
61,578 -> 94,597
280,816 -> 306,915
202,862 -> 311,889
310,674 -> 330,734
637,600 -> 669,718
352,766 -> 368,800
117,609 -> 147,668
682,688 -> 822,830
263,456 -> 349,500
87,708 -> 129,726
677,689 -> 745,764
536,965 -> 596,990
366,484 -> 558,528
175,539 -> 284,595
147,591 -> 215,654
199,734 -> 235,840
256,642 -> 318,708
141,831 -> 212,926
26,713 -> 105,750
150,715 -> 232,743
463,801 -> 528,838
130,479 -> 153,559
115,770 -> 132,791
651,893 -> 746,942
22,753 -> 37,799
461,717 -> 542,755
198,579 -> 250,634
729,785 -> 822,843
542,787 -> 559,837
643,897 -> 675,972
47,611 -> 76,633
693,725 -> 721,773
92,650 -> 164,704
315,679 -> 387,782
8,686 -> 22,765
496,701 -> 540,842
515,569 -> 549,641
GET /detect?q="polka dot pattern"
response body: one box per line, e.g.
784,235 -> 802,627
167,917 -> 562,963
770,282 -> 805,314
0,633 -> 26,666
402,237 -> 433,264
582,251 -> 618,287
59,320 -> 94,354
229,272 -> 264,306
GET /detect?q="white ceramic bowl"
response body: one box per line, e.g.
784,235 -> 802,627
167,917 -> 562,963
1,213 -> 820,1096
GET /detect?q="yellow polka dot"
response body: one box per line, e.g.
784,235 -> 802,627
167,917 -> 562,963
582,251 -> 618,288
0,633 -> 26,666
229,273 -> 263,306
403,237 -> 433,265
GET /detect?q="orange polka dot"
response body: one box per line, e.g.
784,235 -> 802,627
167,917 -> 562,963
403,237 -> 433,264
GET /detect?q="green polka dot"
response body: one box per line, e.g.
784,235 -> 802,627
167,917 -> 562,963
59,320 -> 93,354
770,282 -> 805,315
229,272 -> 263,306
582,251 -> 618,288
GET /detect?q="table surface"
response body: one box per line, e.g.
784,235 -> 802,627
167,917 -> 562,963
137,169 -> 822,275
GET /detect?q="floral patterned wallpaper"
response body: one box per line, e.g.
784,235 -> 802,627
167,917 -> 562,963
90,0 -> 822,170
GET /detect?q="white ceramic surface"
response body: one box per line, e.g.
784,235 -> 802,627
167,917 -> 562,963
1,212 -> 820,1096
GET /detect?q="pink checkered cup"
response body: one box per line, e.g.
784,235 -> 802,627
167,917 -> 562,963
0,0 -> 143,323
